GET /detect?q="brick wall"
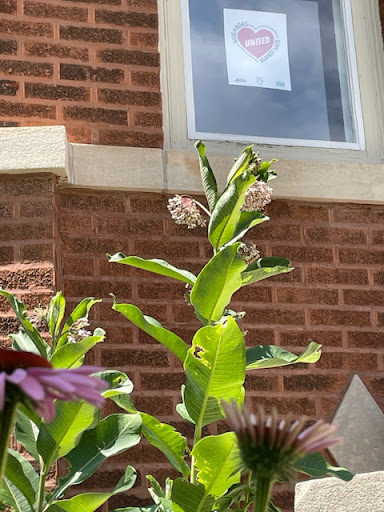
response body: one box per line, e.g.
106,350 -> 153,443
0,0 -> 162,147
58,189 -> 384,511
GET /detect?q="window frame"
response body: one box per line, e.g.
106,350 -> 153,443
159,0 -> 384,165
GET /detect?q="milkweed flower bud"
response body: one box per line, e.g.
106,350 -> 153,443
238,242 -> 260,264
242,181 -> 272,212
167,195 -> 207,229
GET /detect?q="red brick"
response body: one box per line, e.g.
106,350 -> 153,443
127,444 -> 167,464
61,214 -> 93,233
60,63 -> 123,83
138,282 -> 185,301
20,291 -> 53,309
348,331 -> 384,349
24,1 -> 88,21
134,240 -> 199,260
0,267 -> 53,289
60,191 -> 125,212
0,40 -> 17,55
280,330 -> 343,347
64,106 -> 127,125
379,313 -> 384,327
320,396 -> 339,418
265,201 -> 329,222
129,196 -> 165,214
100,301 -> 167,323
25,83 -> 90,102
165,219 -> 207,238
66,126 -> 92,143
104,326 -> 134,344
20,243 -> 53,262
306,267 -> 368,285
0,59 -> 53,77
245,374 -> 279,391
61,235 -> 127,256
95,10 -> 157,28
339,249 -> 384,265
99,258 -> 135,277
232,285 -> 272,303
368,378 -> 384,394
97,88 -> 160,107
130,70 -> 160,88
171,304 -> 198,323
98,130 -> 163,148
316,352 -> 377,370
0,221 -> 52,241
62,0 -> 120,3
97,48 -> 159,67
268,267 -> 302,283
344,289 -> 384,306
60,25 -> 122,44
140,371 -> 185,390
63,256 -> 95,276
310,309 -> 371,327
0,246 -> 14,264
0,0 -> 17,14
373,271 -> 384,285
126,0 -> 157,9
307,226 -> 368,245
0,202 -> 12,217
0,100 -> 56,119
283,374 -> 347,392
132,111 -> 162,129
101,348 -> 170,367
129,31 -> 158,49
333,207 -> 384,224
64,279 -> 131,298
271,245 -> 334,263
0,176 -> 53,195
277,287 -> 338,305
96,217 -> 163,236
0,79 -> 18,96
252,224 -> 301,242
245,307 -> 305,325
0,316 -> 20,336
0,120 -> 18,127
244,329 -> 275,346
251,396 -> 316,416
373,230 -> 384,244
25,42 -> 88,62
20,199 -> 53,218
0,19 -> 53,37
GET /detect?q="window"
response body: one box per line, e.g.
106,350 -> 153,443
159,0 -> 384,165
182,0 -> 363,149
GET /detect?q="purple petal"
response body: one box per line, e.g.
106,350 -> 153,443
7,368 -> 27,384
17,375 -> 45,401
35,399 -> 56,423
38,375 -> 76,394
0,372 -> 6,411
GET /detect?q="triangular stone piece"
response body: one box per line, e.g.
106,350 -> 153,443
330,374 -> 384,474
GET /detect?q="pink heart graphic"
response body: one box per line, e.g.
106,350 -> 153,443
238,27 -> 274,59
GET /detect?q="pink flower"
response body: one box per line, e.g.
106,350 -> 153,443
0,348 -> 107,422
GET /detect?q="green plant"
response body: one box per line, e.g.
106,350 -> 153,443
107,142 -> 353,511
0,291 -> 141,512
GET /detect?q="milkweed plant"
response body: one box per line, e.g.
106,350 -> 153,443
0,142 -> 353,512
106,141 -> 354,512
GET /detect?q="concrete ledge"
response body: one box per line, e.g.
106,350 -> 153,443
1,126 -> 384,204
295,471 -> 384,511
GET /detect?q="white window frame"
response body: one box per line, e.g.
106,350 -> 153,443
159,0 -> 384,165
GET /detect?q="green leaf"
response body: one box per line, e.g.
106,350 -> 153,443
11,329 -> 40,355
54,413 -> 142,499
110,508 -> 159,512
256,160 -> 277,183
113,303 -> 189,362
14,409 -> 40,461
192,433 -> 241,498
141,413 -> 190,478
37,400 -> 99,465
50,328 -> 105,368
297,452 -> 354,482
172,479 -> 214,512
97,370 -> 134,398
229,210 -> 269,244
1,478 -> 32,512
48,291 -> 66,339
147,475 -> 174,511
241,257 -> 293,285
176,386 -> 195,424
108,254 -> 196,286
57,298 -> 101,350
226,145 -> 254,185
46,466 -> 137,512
246,342 -> 322,370
3,449 -> 39,510
209,172 -> 255,250
195,140 -> 218,212
0,289 -> 48,357
190,244 -> 246,323
184,317 -> 245,427
268,502 -> 282,512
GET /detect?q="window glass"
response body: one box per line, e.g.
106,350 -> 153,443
182,0 -> 362,147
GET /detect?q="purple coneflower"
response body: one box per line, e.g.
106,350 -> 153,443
222,400 -> 341,512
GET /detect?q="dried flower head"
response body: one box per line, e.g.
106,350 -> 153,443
0,348 -> 107,422
242,181 -> 272,212
167,195 -> 207,229
238,242 -> 260,264
222,400 -> 342,483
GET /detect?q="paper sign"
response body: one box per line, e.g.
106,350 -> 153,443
224,9 -> 292,91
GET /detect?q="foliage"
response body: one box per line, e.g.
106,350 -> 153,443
107,142 -> 352,511
0,292 -> 141,512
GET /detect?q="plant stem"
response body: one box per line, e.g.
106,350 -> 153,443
194,200 -> 211,217
36,464 -> 49,512
190,422 -> 203,484
0,400 -> 18,489
254,476 -> 274,512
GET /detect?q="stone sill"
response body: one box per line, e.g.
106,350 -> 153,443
1,126 -> 384,204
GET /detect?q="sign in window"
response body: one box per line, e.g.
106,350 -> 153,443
182,0 -> 364,149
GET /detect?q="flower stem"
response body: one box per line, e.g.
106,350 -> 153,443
254,476 -> 274,512
0,401 -> 18,489
36,464 -> 49,512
